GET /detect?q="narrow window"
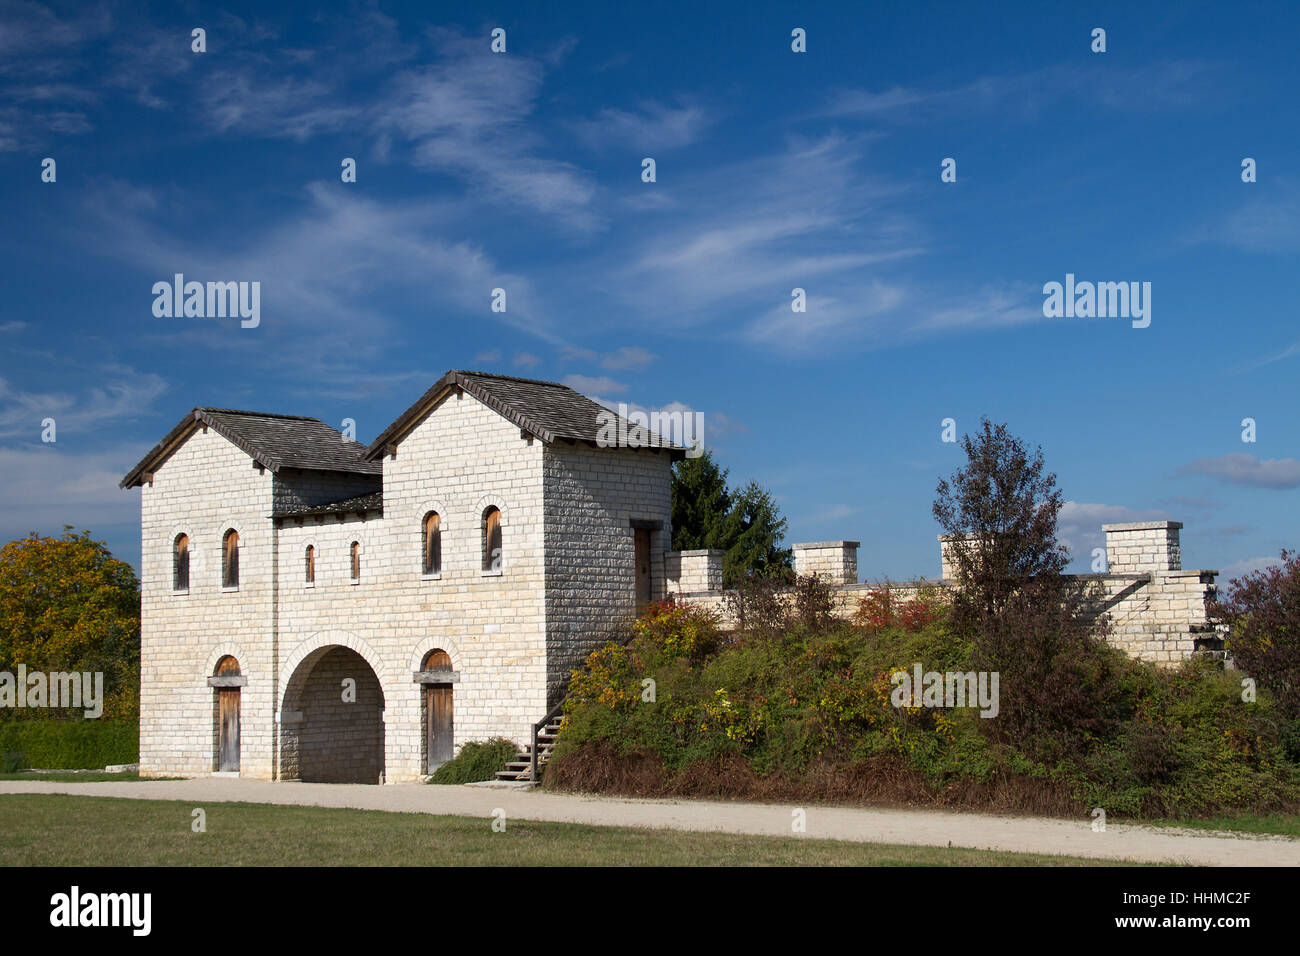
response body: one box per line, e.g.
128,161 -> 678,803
422,512 -> 442,576
350,540 -> 361,582
305,545 -> 315,585
482,506 -> 502,571
173,534 -> 190,592
222,529 -> 239,589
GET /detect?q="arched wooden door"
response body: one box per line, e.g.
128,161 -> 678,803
423,650 -> 453,772
216,656 -> 241,772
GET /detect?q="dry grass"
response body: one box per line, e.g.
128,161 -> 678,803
545,742 -> 1082,816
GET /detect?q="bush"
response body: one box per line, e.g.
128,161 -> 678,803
0,720 -> 137,769
1,752 -> 22,773
427,737 -> 519,784
547,600 -> 1300,820
1212,550 -> 1300,719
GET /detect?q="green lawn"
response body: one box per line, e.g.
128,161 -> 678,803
0,794 -> 1133,866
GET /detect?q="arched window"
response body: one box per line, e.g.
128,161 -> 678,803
350,541 -> 361,583
304,545 -> 315,585
482,506 -> 502,571
222,529 -> 239,589
422,512 -> 442,576
173,533 -> 190,592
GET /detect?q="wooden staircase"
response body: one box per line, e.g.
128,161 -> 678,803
495,713 -> 563,782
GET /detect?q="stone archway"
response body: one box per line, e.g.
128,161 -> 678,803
280,645 -> 386,784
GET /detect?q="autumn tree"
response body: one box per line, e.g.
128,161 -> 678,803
0,528 -> 140,720
933,420 -> 1118,762
1212,551 -> 1300,720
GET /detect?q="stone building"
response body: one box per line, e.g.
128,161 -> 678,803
121,371 -> 682,783
123,369 -> 1222,784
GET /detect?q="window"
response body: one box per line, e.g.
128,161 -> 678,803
422,512 -> 442,576
482,506 -> 502,572
305,545 -> 315,585
173,534 -> 190,592
222,529 -> 239,589
350,541 -> 361,583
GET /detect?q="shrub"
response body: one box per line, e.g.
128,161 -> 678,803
1,752 -> 22,773
427,737 -> 519,785
0,720 -> 137,769
1212,550 -> 1300,719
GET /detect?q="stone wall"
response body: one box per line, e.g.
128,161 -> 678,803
669,528 -> 1218,666
543,442 -> 673,705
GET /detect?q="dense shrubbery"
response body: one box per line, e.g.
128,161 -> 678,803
0,720 -> 138,770
427,737 -> 520,785
547,594 -> 1300,819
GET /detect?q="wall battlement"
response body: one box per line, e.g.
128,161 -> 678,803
666,520 -> 1220,666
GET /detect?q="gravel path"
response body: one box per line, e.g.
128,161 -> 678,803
2,778 -> 1296,866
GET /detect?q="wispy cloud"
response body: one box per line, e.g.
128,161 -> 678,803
825,61 -> 1219,122
570,99 -> 712,151
563,374 -> 627,396
1178,453 -> 1300,489
0,371 -> 168,440
1057,501 -> 1167,564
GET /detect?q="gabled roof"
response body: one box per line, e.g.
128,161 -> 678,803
120,408 -> 382,489
364,370 -> 688,460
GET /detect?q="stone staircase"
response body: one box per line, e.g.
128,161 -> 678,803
495,714 -> 563,782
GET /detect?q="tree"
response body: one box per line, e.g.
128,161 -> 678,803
671,450 -> 792,588
1212,551 -> 1300,719
0,528 -> 140,721
933,420 -> 1117,762
933,419 -> 1069,624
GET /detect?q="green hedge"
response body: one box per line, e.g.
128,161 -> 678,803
428,737 -> 519,784
0,720 -> 138,770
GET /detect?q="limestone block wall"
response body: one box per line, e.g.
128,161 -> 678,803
665,549 -> 724,592
673,525 -> 1217,667
793,541 -> 859,585
1104,521 -> 1182,574
543,443 -> 673,705
137,426 -> 277,779
275,389 -> 550,782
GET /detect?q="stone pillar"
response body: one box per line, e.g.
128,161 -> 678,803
792,541 -> 859,585
665,549 -> 725,592
1103,521 -> 1182,574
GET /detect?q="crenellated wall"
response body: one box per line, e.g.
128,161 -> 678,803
666,521 -> 1220,666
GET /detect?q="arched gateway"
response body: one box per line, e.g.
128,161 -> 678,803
279,645 -> 386,784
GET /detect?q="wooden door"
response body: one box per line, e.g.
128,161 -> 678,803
634,528 -> 652,606
426,685 -> 453,772
218,688 -> 240,772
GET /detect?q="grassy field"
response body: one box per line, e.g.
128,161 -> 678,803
0,794 -> 1132,866
0,772 -> 160,783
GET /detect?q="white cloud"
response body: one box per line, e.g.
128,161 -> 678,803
0,445 -> 147,542
1219,555 -> 1282,583
570,100 -> 712,151
562,374 -> 627,396
0,372 -> 168,440
601,347 -> 656,370
1057,501 -> 1167,565
1178,453 -> 1300,490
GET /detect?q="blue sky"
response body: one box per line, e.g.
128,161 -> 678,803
2,0 -> 1297,581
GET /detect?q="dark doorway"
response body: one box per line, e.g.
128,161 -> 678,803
634,527 -> 652,606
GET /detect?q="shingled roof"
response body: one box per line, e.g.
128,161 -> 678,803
363,370 -> 688,460
120,408 -> 382,489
